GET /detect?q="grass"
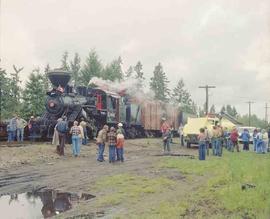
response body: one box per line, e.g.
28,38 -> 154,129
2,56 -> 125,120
93,173 -> 175,207
159,151 -> 270,218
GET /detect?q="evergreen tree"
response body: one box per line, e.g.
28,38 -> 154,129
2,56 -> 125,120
134,61 -> 145,89
221,105 -> 226,113
0,67 -> 14,119
238,114 -> 267,129
102,56 -> 123,81
221,105 -> 238,117
21,69 -> 47,118
198,106 -> 205,117
124,66 -> 133,79
149,63 -> 170,102
232,106 -> 238,117
61,51 -> 70,71
10,65 -> 23,113
191,101 -> 198,115
80,49 -> 103,85
210,105 -> 216,114
173,79 -> 191,104
70,53 -> 81,87
172,78 -> 194,113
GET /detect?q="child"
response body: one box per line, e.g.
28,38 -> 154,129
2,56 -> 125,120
198,128 -> 206,160
116,132 -> 125,162
107,127 -> 117,163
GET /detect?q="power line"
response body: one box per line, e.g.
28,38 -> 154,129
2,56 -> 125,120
198,85 -> 216,115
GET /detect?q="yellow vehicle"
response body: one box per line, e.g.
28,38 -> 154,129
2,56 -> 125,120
183,113 -> 241,147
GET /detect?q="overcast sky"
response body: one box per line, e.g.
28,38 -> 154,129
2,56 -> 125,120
1,0 -> 269,119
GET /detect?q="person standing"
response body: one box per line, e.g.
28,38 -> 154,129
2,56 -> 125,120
116,123 -> 125,136
160,118 -> 170,134
70,121 -> 81,157
178,124 -> 184,146
56,116 -> 68,156
9,114 -> 17,142
116,132 -> 125,162
162,129 -> 171,154
7,124 -> 12,143
253,129 -> 258,152
223,127 -> 229,150
217,125 -> 223,156
230,127 -> 239,152
267,128 -> 270,149
107,127 -> 117,163
211,126 -> 218,155
256,129 -> 263,153
240,128 -> 250,151
262,130 -> 268,154
28,116 -> 38,142
204,127 -> 211,156
96,125 -> 109,162
198,128 -> 206,160
79,118 -> 87,145
16,115 -> 27,142
52,118 -> 62,155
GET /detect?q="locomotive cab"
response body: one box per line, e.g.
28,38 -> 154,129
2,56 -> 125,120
93,89 -> 120,125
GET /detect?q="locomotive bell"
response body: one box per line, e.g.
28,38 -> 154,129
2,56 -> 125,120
47,70 -> 71,88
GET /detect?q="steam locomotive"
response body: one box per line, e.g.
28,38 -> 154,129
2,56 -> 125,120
36,70 -> 183,140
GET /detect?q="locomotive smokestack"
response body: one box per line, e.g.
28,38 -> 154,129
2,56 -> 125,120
47,70 -> 71,88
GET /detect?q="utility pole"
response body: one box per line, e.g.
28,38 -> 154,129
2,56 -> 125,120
199,85 -> 216,115
265,103 -> 270,126
246,101 -> 254,126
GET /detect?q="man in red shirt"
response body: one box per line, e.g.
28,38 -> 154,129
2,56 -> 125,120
161,119 -> 170,134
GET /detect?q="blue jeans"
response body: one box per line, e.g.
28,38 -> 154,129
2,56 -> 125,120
256,141 -> 263,153
10,130 -> 16,141
97,143 -> 105,161
212,138 -> 221,156
116,147 -> 124,161
17,128 -> 24,142
72,135 -> 81,156
109,145 -> 116,162
216,139 -> 222,156
199,142 -> 206,160
253,138 -> 257,151
82,128 -> 87,145
163,140 -> 170,152
7,131 -> 12,142
262,141 -> 267,153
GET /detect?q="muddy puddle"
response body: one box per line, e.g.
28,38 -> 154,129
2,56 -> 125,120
0,189 -> 95,218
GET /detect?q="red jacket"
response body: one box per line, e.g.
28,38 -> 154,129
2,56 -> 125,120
230,130 -> 239,142
161,122 -> 170,134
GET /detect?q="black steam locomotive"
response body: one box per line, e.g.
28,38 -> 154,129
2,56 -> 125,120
39,70 -> 146,139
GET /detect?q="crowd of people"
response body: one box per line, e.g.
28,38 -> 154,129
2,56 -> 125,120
6,114 -> 270,163
161,119 -> 270,161
52,117 -> 125,163
6,114 -> 38,143
194,125 -> 269,160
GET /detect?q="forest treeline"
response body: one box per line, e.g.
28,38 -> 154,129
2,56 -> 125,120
0,49 -> 267,128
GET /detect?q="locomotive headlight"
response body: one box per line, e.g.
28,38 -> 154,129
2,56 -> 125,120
49,101 -> 55,107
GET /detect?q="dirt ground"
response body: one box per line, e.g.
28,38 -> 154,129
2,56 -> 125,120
0,138 -> 203,218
